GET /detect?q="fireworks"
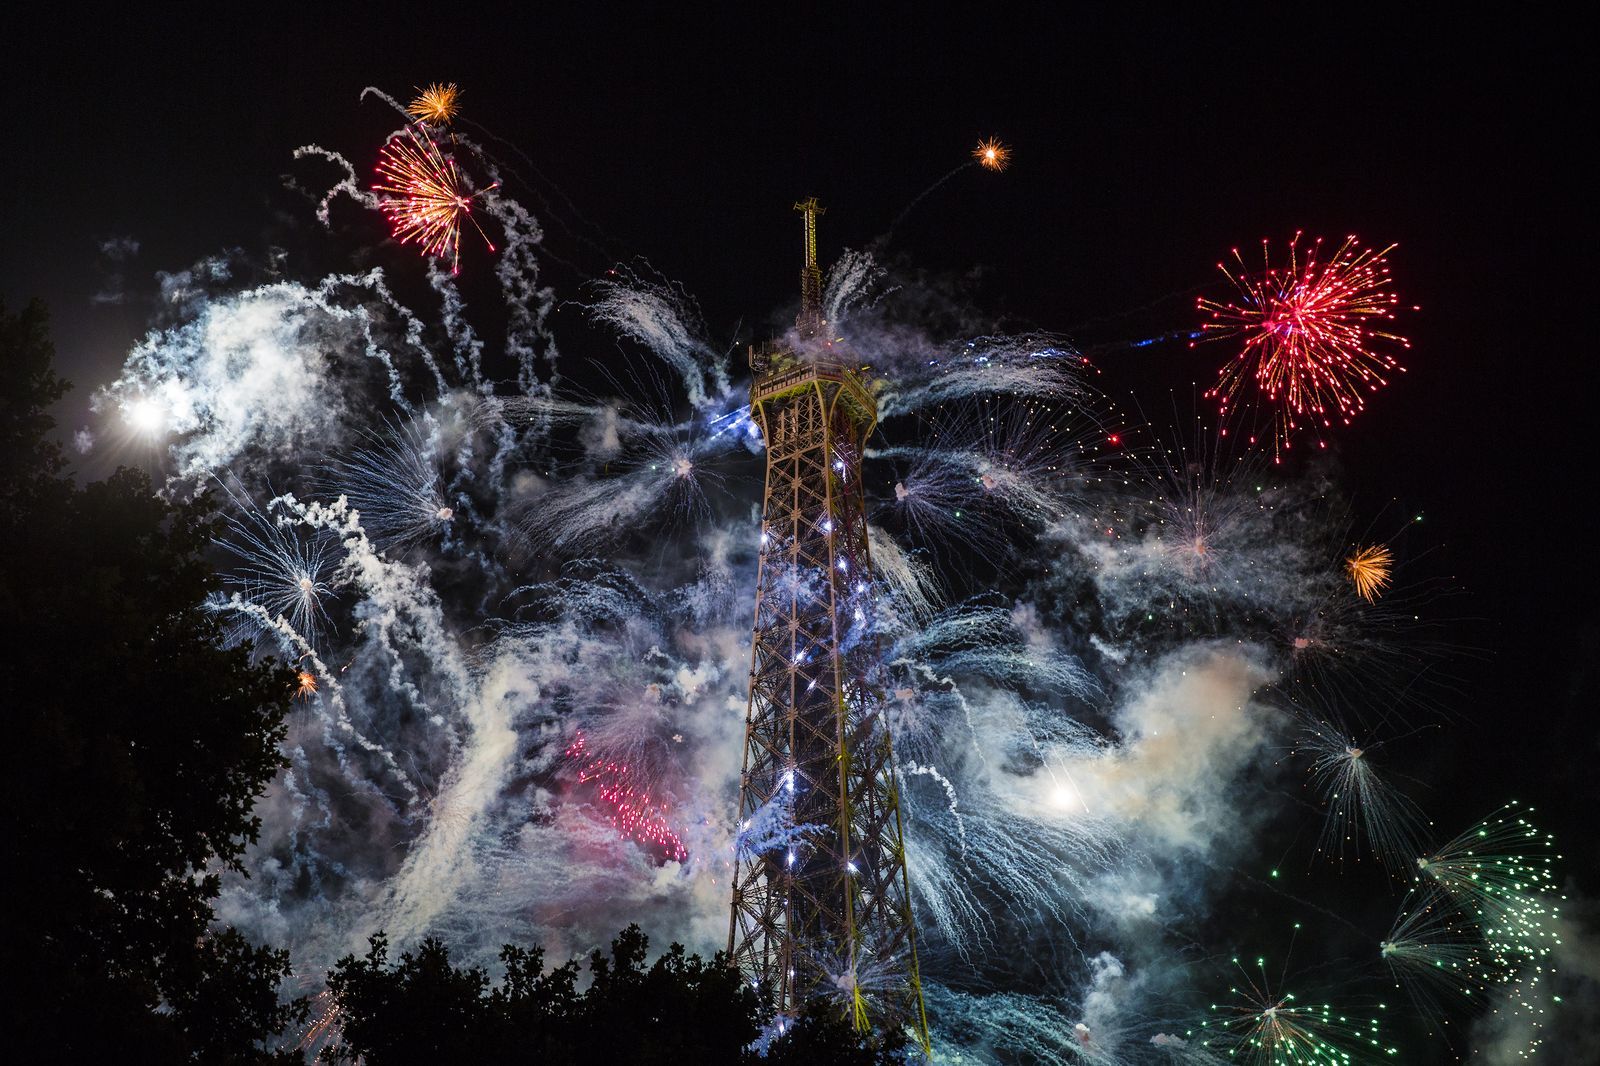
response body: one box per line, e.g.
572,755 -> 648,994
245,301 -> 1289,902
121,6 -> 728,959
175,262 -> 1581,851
1412,802 -> 1563,951
1345,544 -> 1393,603
873,394 -> 1098,562
1200,949 -> 1395,1063
406,82 -> 461,126
1131,422 -> 1273,602
565,732 -> 687,862
805,941 -> 913,1034
217,491 -> 340,647
875,334 -> 1087,417
513,402 -> 735,554
97,92 -> 1563,1062
1196,234 -> 1410,458
945,397 -> 1086,520
322,419 -> 455,554
582,263 -> 729,411
1293,713 -> 1423,873
974,137 -> 1011,172
296,988 -> 341,1054
1386,805 -> 1564,1055
373,128 -> 497,274
623,406 -> 731,532
1384,889 -> 1503,1019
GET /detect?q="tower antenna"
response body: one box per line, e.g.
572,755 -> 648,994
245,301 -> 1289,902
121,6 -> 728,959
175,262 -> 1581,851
794,196 -> 826,337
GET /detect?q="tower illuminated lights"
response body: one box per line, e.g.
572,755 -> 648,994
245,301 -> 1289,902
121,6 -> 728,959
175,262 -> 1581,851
728,200 -> 930,1050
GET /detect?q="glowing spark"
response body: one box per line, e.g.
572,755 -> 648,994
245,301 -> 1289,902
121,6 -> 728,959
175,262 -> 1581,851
1196,233 -> 1410,457
406,82 -> 461,125
1345,544 -> 1393,603
295,670 -> 318,698
565,733 -> 686,862
296,989 -> 341,1053
974,137 -> 1011,172
373,128 -> 497,274
124,397 -> 164,435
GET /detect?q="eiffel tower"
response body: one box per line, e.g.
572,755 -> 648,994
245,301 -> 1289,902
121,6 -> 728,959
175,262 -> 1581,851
728,199 -> 929,1050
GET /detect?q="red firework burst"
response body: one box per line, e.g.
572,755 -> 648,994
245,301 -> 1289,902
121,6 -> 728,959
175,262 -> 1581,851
565,733 -> 687,862
1194,233 -> 1412,459
372,128 -> 497,274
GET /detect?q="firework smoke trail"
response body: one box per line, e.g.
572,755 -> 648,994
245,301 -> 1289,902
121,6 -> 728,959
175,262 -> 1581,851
865,524 -> 943,623
870,394 -> 1105,569
94,265 -> 477,476
876,333 -> 1088,416
90,87 -> 1577,1064
823,247 -> 894,324
291,145 -> 381,225
582,262 -> 731,410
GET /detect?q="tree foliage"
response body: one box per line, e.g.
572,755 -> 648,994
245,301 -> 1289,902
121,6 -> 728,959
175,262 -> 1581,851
1,300 -> 305,1061
322,925 -> 908,1065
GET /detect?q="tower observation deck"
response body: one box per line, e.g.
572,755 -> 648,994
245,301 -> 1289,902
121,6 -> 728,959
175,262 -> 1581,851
728,199 -> 929,1050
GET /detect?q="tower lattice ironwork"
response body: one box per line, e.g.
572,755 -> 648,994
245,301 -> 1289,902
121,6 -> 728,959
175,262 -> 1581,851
729,199 -> 929,1050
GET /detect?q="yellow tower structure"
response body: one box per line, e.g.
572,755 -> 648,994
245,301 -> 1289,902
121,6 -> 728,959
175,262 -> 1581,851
728,200 -> 930,1050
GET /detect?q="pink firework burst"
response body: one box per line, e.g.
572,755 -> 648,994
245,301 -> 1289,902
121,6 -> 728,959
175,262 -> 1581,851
372,127 -> 497,274
566,733 -> 687,862
1194,233 -> 1412,460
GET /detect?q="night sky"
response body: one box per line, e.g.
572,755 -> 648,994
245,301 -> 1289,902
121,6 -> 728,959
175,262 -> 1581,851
6,7 -> 1594,1058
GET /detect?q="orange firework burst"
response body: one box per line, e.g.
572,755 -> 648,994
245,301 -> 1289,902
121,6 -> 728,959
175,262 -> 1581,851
406,82 -> 461,125
1345,545 -> 1393,603
373,128 -> 498,274
1197,233 -> 1411,458
295,670 -> 318,698
974,137 -> 1011,172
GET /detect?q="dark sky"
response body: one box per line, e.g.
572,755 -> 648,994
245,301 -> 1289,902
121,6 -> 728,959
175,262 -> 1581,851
6,0 -> 1594,914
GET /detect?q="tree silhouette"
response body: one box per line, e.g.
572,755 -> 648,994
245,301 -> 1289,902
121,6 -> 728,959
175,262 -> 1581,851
2,300 -> 305,1061
322,925 -> 908,1064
